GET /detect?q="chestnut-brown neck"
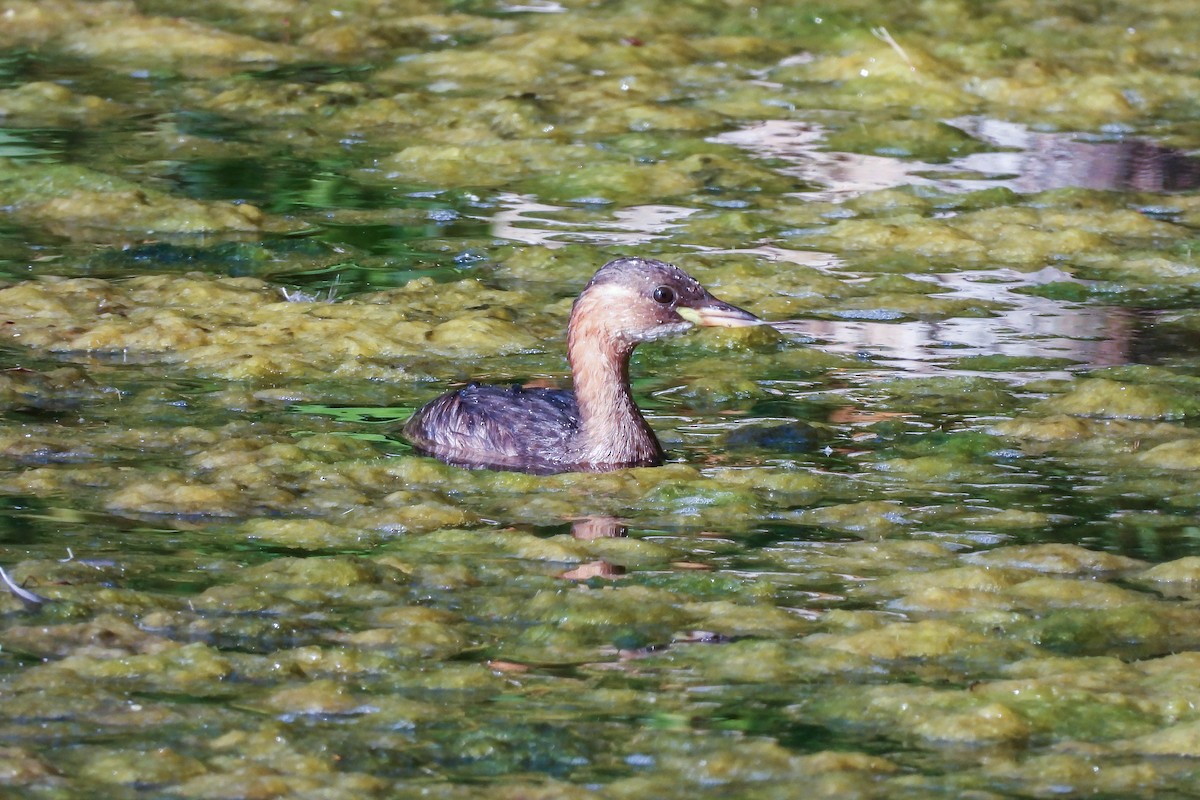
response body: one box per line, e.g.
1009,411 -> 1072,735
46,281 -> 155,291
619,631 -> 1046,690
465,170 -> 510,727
566,293 -> 662,466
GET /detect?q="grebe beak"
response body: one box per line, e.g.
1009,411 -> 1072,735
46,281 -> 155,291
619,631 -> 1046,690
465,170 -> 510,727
677,300 -> 762,328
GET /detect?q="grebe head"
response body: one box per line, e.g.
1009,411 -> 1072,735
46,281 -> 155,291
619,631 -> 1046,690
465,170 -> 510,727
571,257 -> 760,348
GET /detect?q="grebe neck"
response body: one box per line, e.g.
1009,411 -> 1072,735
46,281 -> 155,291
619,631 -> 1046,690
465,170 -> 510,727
567,302 -> 662,466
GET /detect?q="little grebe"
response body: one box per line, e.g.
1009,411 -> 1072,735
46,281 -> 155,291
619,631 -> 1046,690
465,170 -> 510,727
403,257 -> 761,474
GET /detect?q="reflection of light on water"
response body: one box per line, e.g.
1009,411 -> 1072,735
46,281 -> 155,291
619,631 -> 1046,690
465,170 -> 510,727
489,193 -> 698,247
775,314 -> 1131,377
710,117 -> 1200,198
771,268 -> 1132,376
491,193 -> 842,268
711,120 -> 927,200
496,0 -> 566,12
703,245 -> 840,269
486,117 -> 1169,375
703,116 -> 1183,372
488,193 -> 1132,374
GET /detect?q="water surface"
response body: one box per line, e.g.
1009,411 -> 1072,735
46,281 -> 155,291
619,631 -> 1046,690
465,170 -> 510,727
2,1 -> 1200,797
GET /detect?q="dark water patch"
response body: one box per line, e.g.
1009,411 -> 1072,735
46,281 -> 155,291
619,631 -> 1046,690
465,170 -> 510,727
159,156 -> 401,214
6,48 -> 172,99
82,237 -> 334,279
274,255 -> 477,295
1127,312 -> 1200,369
290,404 -> 413,429
168,109 -> 256,142
722,420 -> 825,453
0,219 -> 55,275
315,215 -> 493,254
704,698 -> 861,754
737,522 -> 872,549
0,50 -> 32,88
246,62 -> 377,85
0,127 -> 74,163
0,496 -> 64,547
980,472 -> 1200,562
0,507 -> 186,558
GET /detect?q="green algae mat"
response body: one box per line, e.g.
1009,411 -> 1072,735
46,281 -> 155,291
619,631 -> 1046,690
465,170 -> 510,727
2,0 -> 1200,797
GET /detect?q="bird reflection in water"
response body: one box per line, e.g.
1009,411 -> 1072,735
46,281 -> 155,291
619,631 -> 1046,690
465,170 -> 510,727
560,515 -> 626,581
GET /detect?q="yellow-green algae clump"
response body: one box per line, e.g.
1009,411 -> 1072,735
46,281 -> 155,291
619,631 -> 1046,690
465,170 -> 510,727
0,273 -> 542,380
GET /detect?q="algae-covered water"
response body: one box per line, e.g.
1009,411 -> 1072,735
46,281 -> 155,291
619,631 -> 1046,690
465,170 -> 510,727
3,0 -> 1200,797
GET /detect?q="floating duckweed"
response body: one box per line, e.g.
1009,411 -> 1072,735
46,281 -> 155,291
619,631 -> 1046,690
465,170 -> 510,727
241,556 -> 402,589
258,679 -> 365,716
812,618 -> 1033,661
107,478 -> 263,517
0,614 -> 173,659
530,167 -> 676,207
63,15 -> 301,65
950,354 -> 1079,372
0,430 -> 97,463
0,747 -> 56,784
1008,605 -> 1196,655
873,454 -> 1006,483
873,375 -> 1018,414
964,544 -> 1145,575
887,585 -> 1020,613
393,528 -> 586,564
790,500 -> 913,536
1007,577 -> 1154,610
1135,557 -> 1200,584
576,535 -> 677,567
789,215 -> 990,262
0,81 -> 127,126
378,141 -> 586,189
805,684 -> 1032,745
671,374 -> 763,411
980,753 -> 1181,796
0,161 -> 289,238
426,314 -> 540,355
909,702 -> 1033,744
1040,378 -> 1200,419
360,497 -> 481,534
45,641 -> 234,683
686,600 -> 810,637
1135,439 -> 1200,469
675,322 -> 786,352
993,414 -> 1198,443
78,748 -> 208,786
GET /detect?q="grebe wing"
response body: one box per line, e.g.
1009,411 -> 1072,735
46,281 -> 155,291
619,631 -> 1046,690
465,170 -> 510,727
403,384 -> 580,472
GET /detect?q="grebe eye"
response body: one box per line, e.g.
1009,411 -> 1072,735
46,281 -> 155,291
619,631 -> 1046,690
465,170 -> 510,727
653,286 -> 675,304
